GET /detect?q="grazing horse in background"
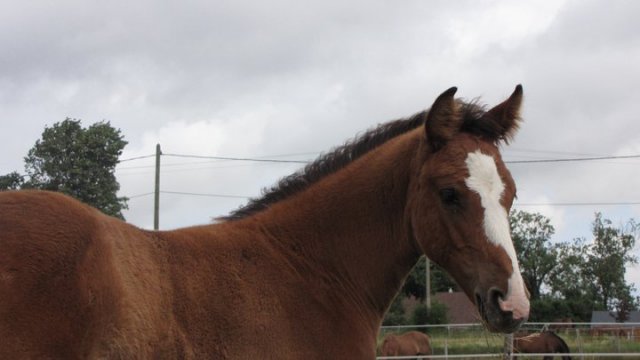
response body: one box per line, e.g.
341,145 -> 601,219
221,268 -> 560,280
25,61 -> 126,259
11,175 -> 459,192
381,331 -> 432,358
514,331 -> 572,360
0,86 -> 529,359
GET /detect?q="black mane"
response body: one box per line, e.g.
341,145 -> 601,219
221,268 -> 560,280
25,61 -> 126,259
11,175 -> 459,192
221,101 -> 488,221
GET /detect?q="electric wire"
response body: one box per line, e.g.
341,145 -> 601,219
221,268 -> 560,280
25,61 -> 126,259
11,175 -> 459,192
120,150 -> 640,205
506,154 -> 640,164
163,153 -> 309,164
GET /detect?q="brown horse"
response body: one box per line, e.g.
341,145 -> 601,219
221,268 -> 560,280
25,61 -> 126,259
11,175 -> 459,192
0,86 -> 529,358
514,331 -> 572,360
381,331 -> 431,358
549,317 -> 574,332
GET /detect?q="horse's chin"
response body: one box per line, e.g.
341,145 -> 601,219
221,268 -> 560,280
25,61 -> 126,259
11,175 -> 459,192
475,292 -> 526,334
483,309 -> 526,334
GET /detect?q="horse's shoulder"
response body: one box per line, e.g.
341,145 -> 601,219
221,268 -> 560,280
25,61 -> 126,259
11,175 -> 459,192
0,190 -> 136,275
0,190 -> 101,220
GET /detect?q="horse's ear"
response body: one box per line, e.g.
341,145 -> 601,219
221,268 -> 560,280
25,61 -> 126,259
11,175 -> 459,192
482,84 -> 523,143
425,86 -> 462,152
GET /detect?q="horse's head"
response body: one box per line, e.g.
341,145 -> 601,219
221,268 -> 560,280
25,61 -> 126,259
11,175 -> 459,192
409,85 -> 529,333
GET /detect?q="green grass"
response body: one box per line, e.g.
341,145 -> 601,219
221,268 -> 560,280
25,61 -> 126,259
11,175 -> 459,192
377,327 -> 640,359
563,331 -> 640,353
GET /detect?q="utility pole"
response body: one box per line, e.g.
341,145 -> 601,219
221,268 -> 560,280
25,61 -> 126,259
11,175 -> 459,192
426,256 -> 431,310
154,143 -> 161,230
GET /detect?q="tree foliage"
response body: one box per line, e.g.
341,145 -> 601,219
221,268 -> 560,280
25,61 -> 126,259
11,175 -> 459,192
544,213 -> 637,321
0,171 -> 24,190
411,301 -> 448,327
585,213 -> 637,310
21,118 -> 128,219
402,256 -> 458,301
548,238 -> 585,298
510,210 -> 557,300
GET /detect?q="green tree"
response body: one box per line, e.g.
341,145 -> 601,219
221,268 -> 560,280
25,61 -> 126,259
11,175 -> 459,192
510,210 -> 556,300
546,214 -> 638,321
610,286 -> 635,322
411,301 -> 448,326
585,213 -> 637,310
23,118 -> 128,219
0,171 -> 24,190
547,238 -> 597,321
548,238 -> 591,298
402,256 -> 458,300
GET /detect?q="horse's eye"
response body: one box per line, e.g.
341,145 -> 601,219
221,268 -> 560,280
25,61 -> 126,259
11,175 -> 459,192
439,188 -> 459,205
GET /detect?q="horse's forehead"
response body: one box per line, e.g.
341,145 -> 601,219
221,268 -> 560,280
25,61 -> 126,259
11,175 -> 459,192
445,135 -> 501,161
459,139 -> 510,184
464,150 -> 503,189
433,138 -> 505,180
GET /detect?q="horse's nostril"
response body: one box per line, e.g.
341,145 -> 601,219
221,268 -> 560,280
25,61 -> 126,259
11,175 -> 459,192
488,287 -> 505,305
476,287 -> 526,333
475,291 -> 486,318
474,292 -> 483,307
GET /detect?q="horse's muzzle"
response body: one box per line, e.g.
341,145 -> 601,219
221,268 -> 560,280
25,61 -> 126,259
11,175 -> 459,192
475,287 -> 527,333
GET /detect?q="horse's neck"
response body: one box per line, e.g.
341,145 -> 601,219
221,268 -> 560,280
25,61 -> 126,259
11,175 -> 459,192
252,129 -> 423,326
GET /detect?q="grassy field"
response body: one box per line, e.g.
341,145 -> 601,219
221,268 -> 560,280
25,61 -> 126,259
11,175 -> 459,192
377,327 -> 640,359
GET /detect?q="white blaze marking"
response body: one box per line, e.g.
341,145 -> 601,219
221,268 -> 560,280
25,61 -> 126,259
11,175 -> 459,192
465,150 -> 529,320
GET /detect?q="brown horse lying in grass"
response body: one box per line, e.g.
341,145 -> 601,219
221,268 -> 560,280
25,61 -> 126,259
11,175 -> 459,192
381,331 -> 431,358
514,331 -> 571,360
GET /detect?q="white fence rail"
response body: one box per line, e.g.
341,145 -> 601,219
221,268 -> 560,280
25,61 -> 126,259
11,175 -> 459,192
378,355 -> 640,359
381,321 -> 640,329
376,322 -> 640,359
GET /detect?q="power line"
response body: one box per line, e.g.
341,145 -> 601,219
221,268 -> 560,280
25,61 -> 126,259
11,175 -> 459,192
128,193 -> 640,207
153,151 -> 640,165
119,159 -> 245,170
506,154 -> 640,164
120,147 -> 640,167
127,192 -> 154,199
160,190 -> 251,199
118,151 -> 320,170
507,147 -> 602,157
515,201 -> 640,207
163,153 -> 310,164
119,154 -> 155,162
121,149 -> 640,207
126,190 -> 251,200
126,190 -> 640,207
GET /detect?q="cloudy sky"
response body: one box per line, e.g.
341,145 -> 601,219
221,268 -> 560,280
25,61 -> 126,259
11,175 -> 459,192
2,0 -> 640,286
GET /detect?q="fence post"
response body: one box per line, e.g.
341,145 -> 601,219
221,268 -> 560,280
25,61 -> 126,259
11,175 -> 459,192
576,326 -> 584,360
425,257 -> 431,311
444,337 -> 448,359
503,334 -> 513,360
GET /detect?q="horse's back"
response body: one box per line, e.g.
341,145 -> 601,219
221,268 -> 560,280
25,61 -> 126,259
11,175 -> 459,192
0,191 -> 378,358
404,331 -> 431,354
515,331 -> 571,360
0,190 -> 183,358
381,331 -> 431,356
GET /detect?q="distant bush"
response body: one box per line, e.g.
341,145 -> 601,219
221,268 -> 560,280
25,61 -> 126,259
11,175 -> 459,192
412,300 -> 448,326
